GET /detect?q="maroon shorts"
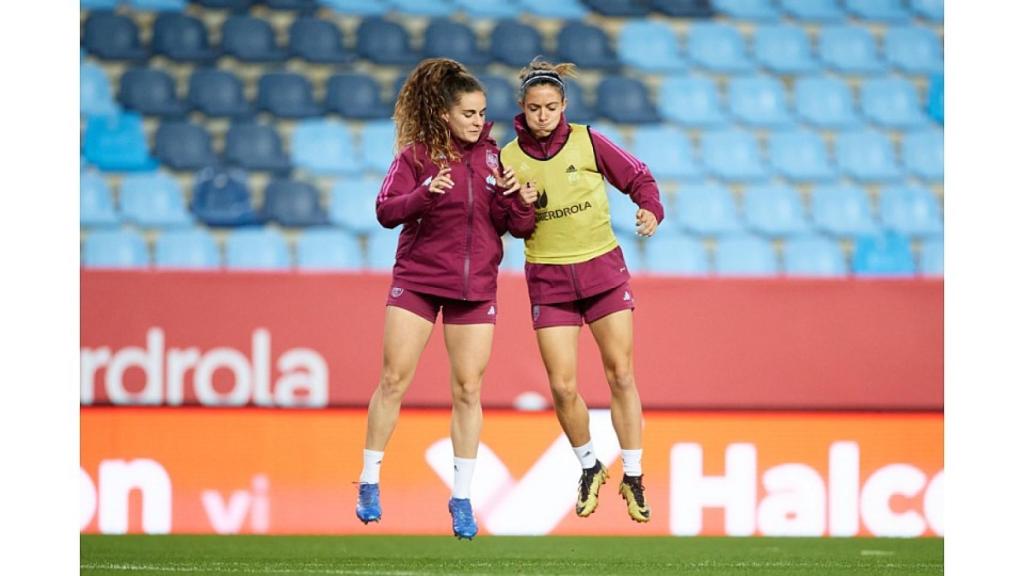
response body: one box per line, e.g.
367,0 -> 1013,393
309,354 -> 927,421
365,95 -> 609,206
386,285 -> 497,325
531,282 -> 635,330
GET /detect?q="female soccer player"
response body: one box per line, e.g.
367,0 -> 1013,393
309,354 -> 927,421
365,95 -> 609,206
500,58 -> 664,523
356,58 -> 536,539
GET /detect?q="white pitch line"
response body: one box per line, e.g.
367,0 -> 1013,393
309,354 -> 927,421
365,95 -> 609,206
80,564 -> 418,575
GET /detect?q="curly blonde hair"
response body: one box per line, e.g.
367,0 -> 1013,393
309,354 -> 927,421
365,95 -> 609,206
517,56 -> 578,102
393,58 -> 484,167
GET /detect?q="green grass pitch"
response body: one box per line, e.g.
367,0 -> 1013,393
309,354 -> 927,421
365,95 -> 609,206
81,535 -> 943,575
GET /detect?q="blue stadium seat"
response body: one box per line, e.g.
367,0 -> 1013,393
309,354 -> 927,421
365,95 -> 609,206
356,17 -> 419,65
687,23 -> 755,73
591,122 -> 627,148
362,121 -> 397,174
83,112 -> 158,171
81,0 -> 120,8
478,75 -> 520,123
120,171 -> 193,228
225,228 -> 291,270
320,0 -> 388,14
564,80 -> 598,124
673,182 -> 743,236
80,170 -> 120,227
126,0 -> 186,10
910,0 -> 943,22
715,234 -> 778,276
658,76 -> 727,127
297,228 -> 363,271
700,130 -> 770,182
118,68 -> 188,118
861,77 -> 930,128
453,0 -> 522,18
644,235 -> 710,276
919,237 -> 943,276
728,76 -> 794,128
155,227 -> 220,269
490,20 -> 544,67
743,183 -> 810,237
836,130 -> 902,182
651,0 -> 714,17
558,22 -> 619,70
501,236 -> 526,273
152,13 -> 218,63
188,69 -> 252,118
630,126 -> 704,181
265,0 -> 319,9
884,26 -> 944,75
194,0 -> 257,9
844,0 -> 911,22
902,129 -> 943,183
83,12 -> 148,61
754,25 -> 820,74
326,74 -> 391,119
879,185 -> 943,236
584,0 -> 650,17
83,229 -> 149,269
794,77 -> 862,129
329,178 -> 380,234
263,179 -> 329,227
618,21 -> 687,73
927,74 -> 943,124
367,227 -> 401,271
519,0 -> 588,18
818,26 -> 886,74
778,0 -> 845,22
783,235 -> 847,277
768,130 -> 836,182
154,121 -> 217,171
390,0 -> 453,16
291,120 -> 362,175
81,62 -> 119,117
852,231 -> 915,276
222,15 -> 287,62
711,0 -> 780,21
423,19 -> 489,65
191,167 -> 264,227
596,76 -> 659,124
258,73 -> 323,118
225,123 -> 292,174
606,184 -> 641,234
289,17 -> 355,64
810,183 -> 879,237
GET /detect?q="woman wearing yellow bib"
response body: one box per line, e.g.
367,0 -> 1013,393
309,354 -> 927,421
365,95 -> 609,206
501,58 -> 665,523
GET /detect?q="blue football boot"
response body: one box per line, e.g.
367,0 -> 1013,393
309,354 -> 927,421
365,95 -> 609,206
356,483 -> 381,524
448,497 -> 478,540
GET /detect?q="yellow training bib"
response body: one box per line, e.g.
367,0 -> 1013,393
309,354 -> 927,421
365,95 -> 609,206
501,124 -> 618,264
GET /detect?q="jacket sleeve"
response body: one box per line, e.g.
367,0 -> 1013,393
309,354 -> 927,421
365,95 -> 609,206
588,127 -> 665,224
375,149 -> 440,229
490,190 -> 536,239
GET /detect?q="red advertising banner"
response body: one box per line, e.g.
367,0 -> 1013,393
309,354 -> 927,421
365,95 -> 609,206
80,271 -> 943,410
80,408 -> 943,537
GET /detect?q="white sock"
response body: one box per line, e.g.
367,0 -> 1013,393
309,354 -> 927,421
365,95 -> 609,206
572,441 -> 597,469
622,449 -> 643,477
359,449 -> 384,484
452,457 -> 476,499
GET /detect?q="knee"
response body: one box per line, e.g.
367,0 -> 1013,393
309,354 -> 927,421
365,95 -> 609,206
605,363 -> 635,395
451,376 -> 482,407
548,374 -> 578,406
378,368 -> 411,401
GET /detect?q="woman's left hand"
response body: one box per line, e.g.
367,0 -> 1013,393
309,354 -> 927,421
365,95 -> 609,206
493,167 -> 521,196
636,208 -> 658,237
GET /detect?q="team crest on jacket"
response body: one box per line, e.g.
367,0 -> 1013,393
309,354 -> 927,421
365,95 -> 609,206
486,150 -> 499,171
390,287 -> 404,298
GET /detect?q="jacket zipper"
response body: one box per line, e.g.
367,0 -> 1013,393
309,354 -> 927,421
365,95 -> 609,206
463,162 -> 474,300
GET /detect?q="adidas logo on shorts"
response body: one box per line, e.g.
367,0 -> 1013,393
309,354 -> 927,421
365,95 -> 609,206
487,305 -> 496,316
623,291 -> 632,301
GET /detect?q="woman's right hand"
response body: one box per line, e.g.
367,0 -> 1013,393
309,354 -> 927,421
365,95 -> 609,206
518,181 -> 539,206
429,167 -> 454,194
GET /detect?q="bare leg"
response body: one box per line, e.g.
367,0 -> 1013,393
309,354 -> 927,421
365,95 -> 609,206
363,306 -> 434,451
588,310 -> 642,450
536,325 -> 590,447
443,323 -> 494,458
